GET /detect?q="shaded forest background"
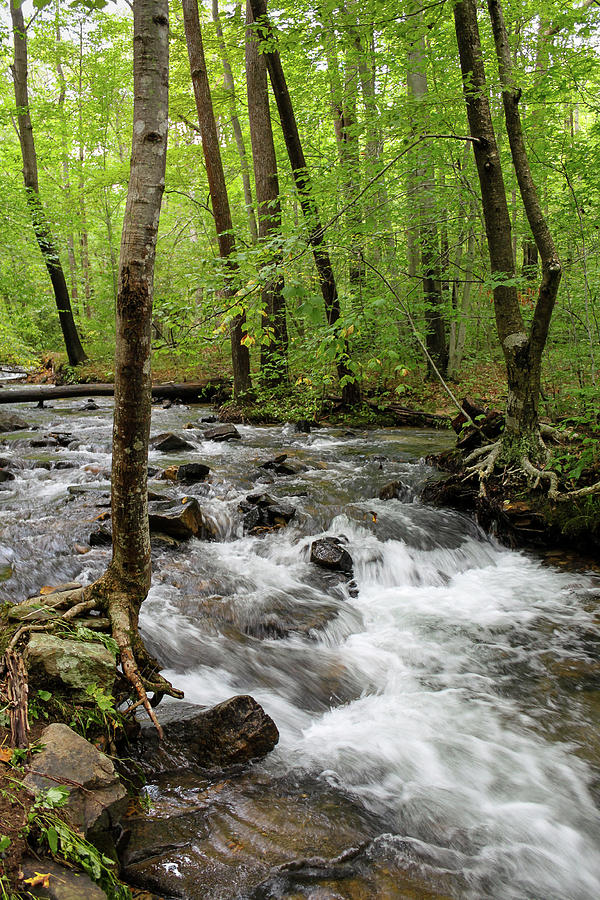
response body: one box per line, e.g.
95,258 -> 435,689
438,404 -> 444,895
1,0 -> 599,421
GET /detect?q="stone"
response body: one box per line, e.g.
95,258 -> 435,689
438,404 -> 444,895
0,412 -> 29,432
258,454 -> 299,476
150,432 -> 195,453
23,724 -> 127,839
25,634 -> 116,695
137,695 -> 279,770
295,419 -> 313,433
379,480 -> 412,501
240,493 -> 296,533
89,526 -> 112,547
148,497 -> 217,540
82,399 -> 99,410
0,468 -> 15,482
310,537 -> 353,575
204,423 -> 241,442
177,462 -> 210,483
20,858 -> 107,900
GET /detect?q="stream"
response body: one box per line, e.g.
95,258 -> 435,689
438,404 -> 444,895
1,383 -> 600,899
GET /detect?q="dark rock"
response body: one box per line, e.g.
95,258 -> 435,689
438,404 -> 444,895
148,497 -> 217,540
82,399 -> 99,410
0,456 -> 12,467
161,398 -> 172,409
295,419 -> 314,433
0,412 -> 29,432
21,857 -> 107,899
90,526 -> 112,546
310,537 -> 353,575
30,437 -> 59,448
137,695 -> 279,770
53,460 -> 76,470
201,415 -> 217,423
25,635 -> 116,695
240,493 -> 296,533
23,724 -> 127,840
150,432 -> 195,453
204,423 -> 241,442
48,432 -> 73,447
177,462 -> 210,483
258,454 -> 300,476
379,480 -> 412,502
0,468 -> 15,482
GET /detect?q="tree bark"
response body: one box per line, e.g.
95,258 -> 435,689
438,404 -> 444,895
248,0 -> 360,405
0,380 -> 229,405
182,0 -> 251,397
10,1 -> 87,366
245,0 -> 288,386
211,0 -> 258,245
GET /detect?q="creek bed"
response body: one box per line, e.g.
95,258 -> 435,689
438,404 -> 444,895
1,393 -> 600,899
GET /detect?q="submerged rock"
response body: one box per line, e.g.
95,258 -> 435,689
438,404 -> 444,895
26,634 -> 116,695
23,723 -> 127,840
150,432 -> 195,452
136,695 -> 279,771
0,412 -> 29,432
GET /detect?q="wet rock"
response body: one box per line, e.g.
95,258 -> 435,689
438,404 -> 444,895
201,415 -> 217,423
30,436 -> 59,448
204,423 -> 241,442
258,454 -> 299,476
23,724 -> 127,840
240,493 -> 296,533
150,432 -> 195,453
310,537 -> 353,575
0,412 -> 29,432
148,497 -> 217,540
21,857 -> 107,900
379,480 -> 412,501
25,634 -> 116,695
295,419 -> 314,433
0,468 -> 15,482
90,526 -> 112,547
136,695 -> 279,771
161,462 -> 210,484
53,460 -> 77,470
48,432 -> 73,447
0,456 -> 12,467
82,399 -> 99,410
161,398 -> 172,409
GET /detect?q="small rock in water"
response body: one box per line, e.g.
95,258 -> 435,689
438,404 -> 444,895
177,462 -> 210,483
162,398 -> 172,409
0,468 -> 15,482
295,419 -> 314,433
82,398 -> 99,410
201,415 -> 217,423
310,536 -> 353,575
90,526 -> 112,546
150,432 -> 195,453
258,453 -> 299,476
204,423 -> 241,442
240,493 -> 296,533
75,543 -> 91,554
0,412 -> 29,432
148,497 -> 217,540
379,480 -> 412,501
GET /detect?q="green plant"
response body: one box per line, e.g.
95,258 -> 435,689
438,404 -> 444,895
70,683 -> 121,740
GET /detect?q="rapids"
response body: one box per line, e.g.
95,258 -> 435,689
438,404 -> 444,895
1,390 -> 599,899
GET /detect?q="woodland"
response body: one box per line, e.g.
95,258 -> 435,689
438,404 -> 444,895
1,0 -> 600,896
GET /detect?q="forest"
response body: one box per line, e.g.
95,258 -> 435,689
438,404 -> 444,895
1,0 -> 600,898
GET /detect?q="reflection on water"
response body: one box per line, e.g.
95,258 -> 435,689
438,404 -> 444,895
1,391 -> 599,899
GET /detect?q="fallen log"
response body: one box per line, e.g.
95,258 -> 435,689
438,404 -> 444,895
366,400 -> 450,428
0,379 -> 231,405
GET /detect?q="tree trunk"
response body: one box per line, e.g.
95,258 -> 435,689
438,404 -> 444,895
211,0 -> 258,245
55,15 -> 79,311
245,0 -> 288,386
10,1 -> 87,366
248,0 -> 360,405
86,0 -> 181,734
182,0 -> 251,397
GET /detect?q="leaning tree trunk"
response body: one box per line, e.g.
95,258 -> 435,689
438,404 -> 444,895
182,0 -> 251,397
249,0 -> 360,405
10,0 -> 87,366
245,0 -> 288,386
85,0 -> 181,735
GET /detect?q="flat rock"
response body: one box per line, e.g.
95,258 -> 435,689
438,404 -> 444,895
25,634 -> 116,694
20,857 -> 107,899
150,432 -> 195,453
204,423 -> 240,442
0,412 -> 29,432
23,724 -> 127,839
148,497 -> 217,540
136,695 -> 279,772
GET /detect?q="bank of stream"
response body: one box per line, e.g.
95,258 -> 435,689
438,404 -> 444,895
1,380 -> 600,899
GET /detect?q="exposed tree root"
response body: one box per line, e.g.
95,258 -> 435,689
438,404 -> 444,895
562,480 -> 600,500
521,455 -> 559,500
464,441 -> 500,468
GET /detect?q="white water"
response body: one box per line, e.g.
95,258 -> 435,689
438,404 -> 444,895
1,396 -> 600,897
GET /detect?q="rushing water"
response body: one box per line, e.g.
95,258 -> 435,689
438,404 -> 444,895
1,391 -> 600,899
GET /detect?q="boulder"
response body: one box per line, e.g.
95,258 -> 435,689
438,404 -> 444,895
161,462 -> 210,484
89,526 -> 112,547
0,468 -> 15,482
379,480 -> 412,502
23,724 -> 127,840
258,454 -> 299,476
240,493 -> 296,534
310,537 -> 353,575
20,858 -> 107,900
136,695 -> 279,770
25,634 -> 116,695
0,412 -> 29,432
150,432 -> 195,453
204,423 -> 240,442
148,497 -> 217,540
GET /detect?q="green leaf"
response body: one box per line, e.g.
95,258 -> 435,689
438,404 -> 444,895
38,690 -> 52,702
0,835 -> 11,853
46,826 -> 59,854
